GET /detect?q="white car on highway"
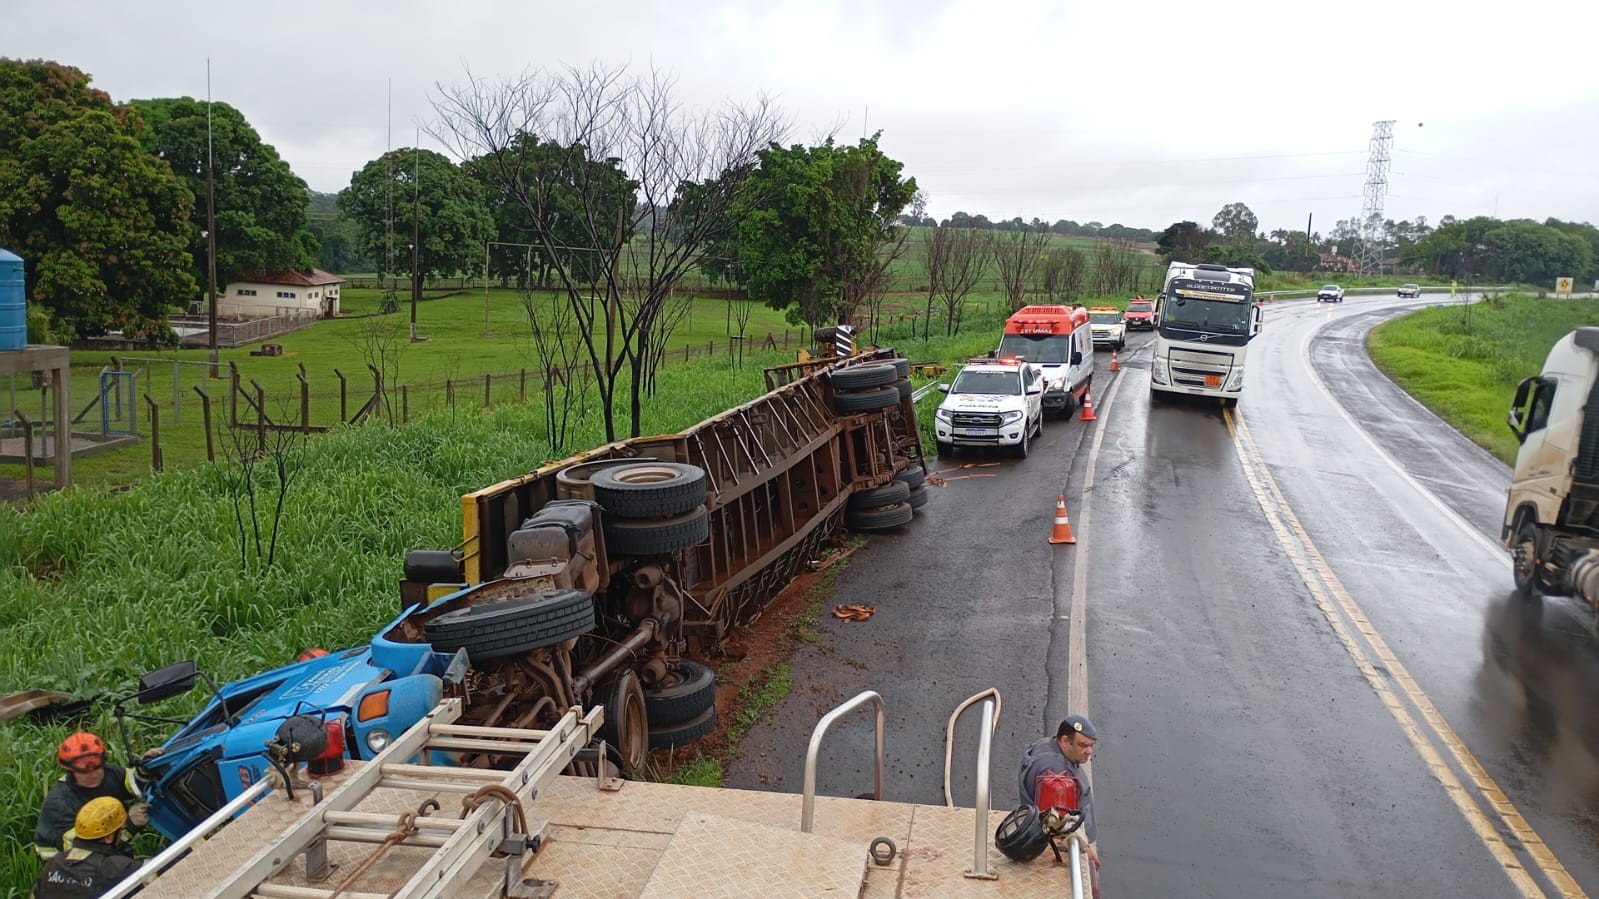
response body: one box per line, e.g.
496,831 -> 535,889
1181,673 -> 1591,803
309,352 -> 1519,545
1317,284 -> 1345,303
934,357 -> 1044,459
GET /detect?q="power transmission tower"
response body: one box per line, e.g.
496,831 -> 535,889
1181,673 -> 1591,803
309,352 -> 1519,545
1357,119 -> 1395,275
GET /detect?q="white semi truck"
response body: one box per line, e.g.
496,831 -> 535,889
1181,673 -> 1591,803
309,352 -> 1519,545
1149,262 -> 1263,407
1503,326 -> 1599,605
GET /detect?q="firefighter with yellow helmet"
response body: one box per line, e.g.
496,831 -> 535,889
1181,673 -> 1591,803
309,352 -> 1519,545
31,796 -> 140,898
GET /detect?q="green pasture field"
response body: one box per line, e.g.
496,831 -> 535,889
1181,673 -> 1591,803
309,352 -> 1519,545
1365,293 -> 1599,465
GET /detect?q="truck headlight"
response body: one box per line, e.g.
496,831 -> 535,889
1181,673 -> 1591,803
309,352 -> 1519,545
1152,363 -> 1169,385
1226,368 -> 1244,391
935,408 -> 952,423
1000,410 -> 1024,424
365,728 -> 391,753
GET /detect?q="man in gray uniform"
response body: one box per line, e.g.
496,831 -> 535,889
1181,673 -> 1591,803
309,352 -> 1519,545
1018,713 -> 1101,880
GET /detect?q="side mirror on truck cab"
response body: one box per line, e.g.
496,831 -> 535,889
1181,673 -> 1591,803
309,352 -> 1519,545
137,660 -> 199,704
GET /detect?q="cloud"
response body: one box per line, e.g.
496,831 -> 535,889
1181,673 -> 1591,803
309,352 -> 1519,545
3,0 -> 1595,232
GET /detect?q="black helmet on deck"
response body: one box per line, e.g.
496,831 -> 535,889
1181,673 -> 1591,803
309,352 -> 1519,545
994,804 -> 1050,862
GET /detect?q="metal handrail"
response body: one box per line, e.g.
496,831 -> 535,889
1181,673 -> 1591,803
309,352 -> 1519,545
800,690 -> 885,833
1067,831 -> 1090,899
101,778 -> 275,899
941,688 -> 1001,879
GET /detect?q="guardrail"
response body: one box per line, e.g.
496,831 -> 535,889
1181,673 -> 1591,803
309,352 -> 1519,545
1255,285 -> 1514,301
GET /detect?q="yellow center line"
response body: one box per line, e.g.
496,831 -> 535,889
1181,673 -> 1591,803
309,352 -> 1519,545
1229,410 -> 1583,898
1223,408 -> 1557,898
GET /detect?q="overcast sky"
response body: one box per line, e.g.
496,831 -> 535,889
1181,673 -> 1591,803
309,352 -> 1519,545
7,0 -> 1597,236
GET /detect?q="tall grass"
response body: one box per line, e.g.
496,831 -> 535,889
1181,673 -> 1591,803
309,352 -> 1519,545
1366,294 -> 1599,464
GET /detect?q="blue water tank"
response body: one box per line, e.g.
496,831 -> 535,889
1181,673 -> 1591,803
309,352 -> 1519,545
0,248 -> 24,351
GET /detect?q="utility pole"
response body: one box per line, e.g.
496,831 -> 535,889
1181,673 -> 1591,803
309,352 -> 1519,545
206,59 -> 219,374
410,132 -> 420,341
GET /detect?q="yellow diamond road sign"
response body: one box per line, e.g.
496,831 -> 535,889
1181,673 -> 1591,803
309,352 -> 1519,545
1557,276 -> 1574,296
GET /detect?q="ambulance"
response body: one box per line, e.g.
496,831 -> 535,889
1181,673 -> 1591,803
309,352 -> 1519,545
996,304 -> 1095,418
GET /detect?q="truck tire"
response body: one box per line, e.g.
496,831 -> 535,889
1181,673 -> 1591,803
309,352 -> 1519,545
848,480 -> 911,511
846,501 -> 914,531
906,485 -> 928,510
935,440 -> 953,458
895,378 -> 913,400
893,464 -> 926,490
1510,520 -> 1545,598
424,589 -> 595,661
649,705 -> 717,750
603,506 -> 709,556
831,363 -> 897,390
643,660 -> 717,726
599,670 -> 649,776
891,358 -> 911,378
591,462 -> 707,519
833,386 -> 899,414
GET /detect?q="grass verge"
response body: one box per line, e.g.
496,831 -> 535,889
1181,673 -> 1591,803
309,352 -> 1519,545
1366,293 -> 1599,465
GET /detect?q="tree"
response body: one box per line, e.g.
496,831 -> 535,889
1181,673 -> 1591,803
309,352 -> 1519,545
992,227 -> 1052,312
1211,202 -> 1258,240
128,97 -> 316,289
433,63 -> 787,442
719,133 -> 916,329
1156,221 -> 1210,261
0,59 -> 195,339
929,228 -> 990,337
339,148 -> 495,282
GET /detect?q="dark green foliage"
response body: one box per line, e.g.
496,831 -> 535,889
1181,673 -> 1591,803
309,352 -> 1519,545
127,97 -> 316,286
712,134 -> 916,327
0,59 -> 196,340
339,148 -> 495,279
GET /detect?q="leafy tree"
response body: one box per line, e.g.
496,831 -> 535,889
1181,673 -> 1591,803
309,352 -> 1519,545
339,148 -> 495,280
0,59 -> 195,339
1211,202 -> 1258,240
1156,221 -> 1210,261
127,97 -> 316,290
1199,241 -> 1271,273
723,134 -> 917,328
1544,219 -> 1599,281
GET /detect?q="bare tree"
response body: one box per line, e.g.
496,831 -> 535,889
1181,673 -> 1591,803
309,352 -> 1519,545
432,64 -> 788,441
1088,239 -> 1145,297
638,284 -> 694,394
918,226 -> 951,341
933,228 -> 990,337
853,226 -> 910,342
993,228 -> 1052,312
344,314 -> 407,424
212,397 -> 307,572
1039,247 -> 1088,303
520,289 -> 592,458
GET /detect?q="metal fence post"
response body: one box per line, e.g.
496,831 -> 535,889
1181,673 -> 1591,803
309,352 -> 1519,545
14,410 -> 34,498
145,395 -> 162,472
335,368 -> 347,422
193,385 -> 214,462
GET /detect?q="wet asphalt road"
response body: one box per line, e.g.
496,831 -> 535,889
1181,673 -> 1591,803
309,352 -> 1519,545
725,296 -> 1599,897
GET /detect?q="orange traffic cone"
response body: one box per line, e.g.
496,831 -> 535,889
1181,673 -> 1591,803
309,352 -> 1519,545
1048,494 -> 1077,544
1110,350 -> 1121,372
1079,392 -> 1097,422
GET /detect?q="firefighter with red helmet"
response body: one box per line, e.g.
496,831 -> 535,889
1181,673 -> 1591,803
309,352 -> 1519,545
33,732 -> 148,860
1018,714 -> 1101,886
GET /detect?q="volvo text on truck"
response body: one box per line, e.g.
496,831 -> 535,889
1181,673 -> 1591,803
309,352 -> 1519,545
1149,262 -> 1263,407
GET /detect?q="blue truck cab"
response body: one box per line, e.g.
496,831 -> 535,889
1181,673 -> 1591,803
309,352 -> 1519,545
138,602 -> 468,839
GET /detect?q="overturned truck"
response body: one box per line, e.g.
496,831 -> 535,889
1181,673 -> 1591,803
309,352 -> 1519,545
137,348 -> 929,840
